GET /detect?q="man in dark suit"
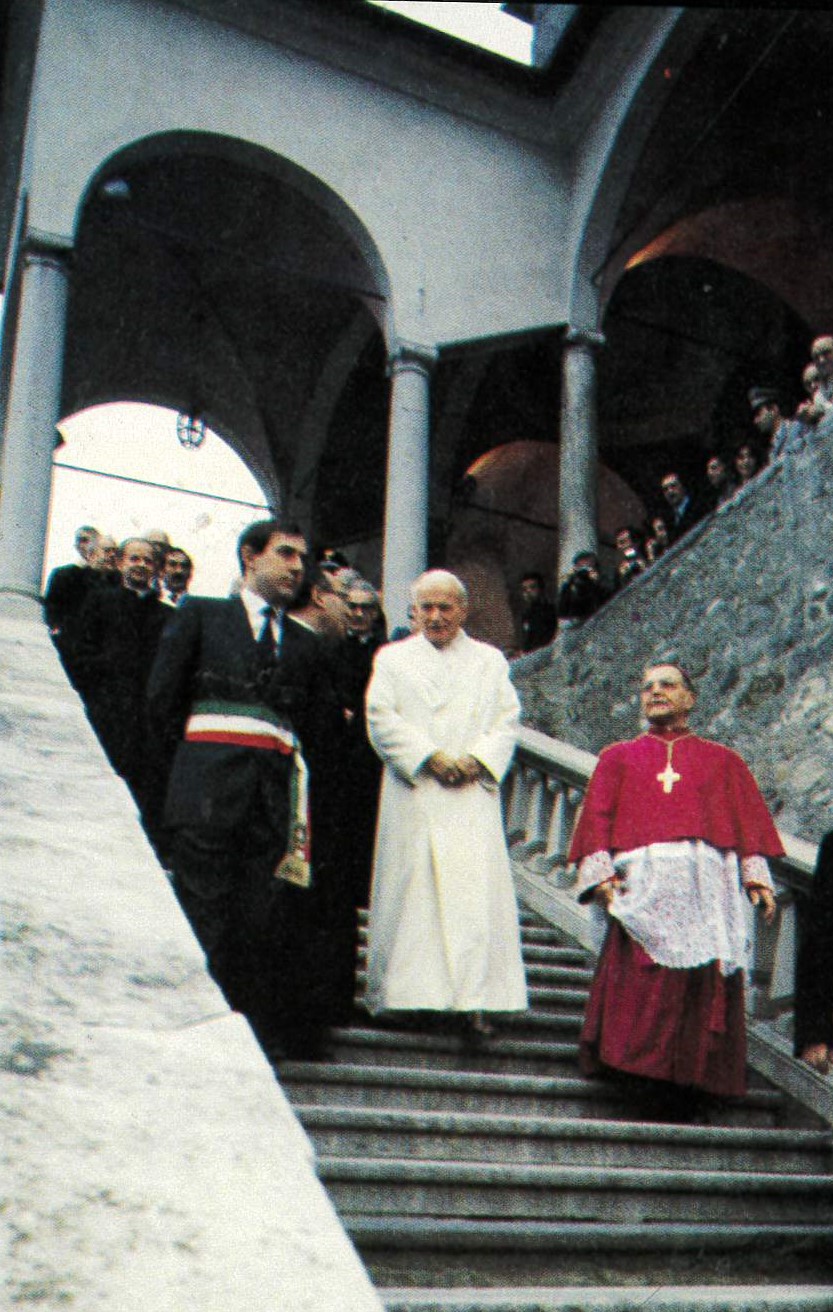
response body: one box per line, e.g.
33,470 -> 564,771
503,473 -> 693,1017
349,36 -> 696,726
337,579 -> 386,908
794,831 -> 833,1073
74,538 -> 171,840
146,518 -> 355,1059
519,571 -> 557,652
660,472 -> 702,544
43,525 -> 102,684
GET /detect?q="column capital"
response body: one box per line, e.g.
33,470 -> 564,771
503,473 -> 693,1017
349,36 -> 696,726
388,339 -> 439,379
563,326 -> 605,353
22,230 -> 74,277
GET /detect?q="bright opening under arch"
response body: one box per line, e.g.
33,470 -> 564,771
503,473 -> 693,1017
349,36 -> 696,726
45,402 -> 270,598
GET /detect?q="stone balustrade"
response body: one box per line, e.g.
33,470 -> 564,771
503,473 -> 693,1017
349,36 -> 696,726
506,724 -> 833,1124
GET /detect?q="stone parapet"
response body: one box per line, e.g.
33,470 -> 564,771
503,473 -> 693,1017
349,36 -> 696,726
513,418 -> 833,841
1,596 -> 382,1310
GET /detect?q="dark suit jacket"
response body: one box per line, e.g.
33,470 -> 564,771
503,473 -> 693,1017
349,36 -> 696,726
521,599 -> 557,652
667,496 -> 703,544
74,584 -> 171,784
146,597 -> 337,839
43,563 -> 94,634
794,831 -> 833,1053
43,564 -> 116,685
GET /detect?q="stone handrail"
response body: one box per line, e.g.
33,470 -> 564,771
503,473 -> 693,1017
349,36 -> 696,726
507,723 -> 819,1043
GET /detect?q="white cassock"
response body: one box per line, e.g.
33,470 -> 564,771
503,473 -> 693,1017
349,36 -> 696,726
365,630 -> 529,1014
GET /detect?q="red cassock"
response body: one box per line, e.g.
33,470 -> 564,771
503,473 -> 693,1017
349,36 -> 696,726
569,730 -> 784,1097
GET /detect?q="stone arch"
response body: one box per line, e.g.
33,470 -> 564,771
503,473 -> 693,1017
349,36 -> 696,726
567,8 -> 833,507
63,131 -> 393,524
74,132 -> 392,340
565,7 -> 707,331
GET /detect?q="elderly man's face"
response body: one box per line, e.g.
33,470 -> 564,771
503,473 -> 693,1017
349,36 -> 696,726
346,587 -> 377,637
640,664 -> 694,728
89,537 -> 118,572
661,475 -> 685,508
120,541 -> 156,593
315,571 -> 351,638
75,529 -> 99,562
415,582 -> 467,649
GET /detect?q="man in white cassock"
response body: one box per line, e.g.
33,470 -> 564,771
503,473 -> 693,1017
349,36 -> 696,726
365,570 -> 528,1035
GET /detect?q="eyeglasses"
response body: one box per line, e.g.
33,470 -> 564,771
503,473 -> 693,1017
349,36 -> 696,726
347,601 -> 376,612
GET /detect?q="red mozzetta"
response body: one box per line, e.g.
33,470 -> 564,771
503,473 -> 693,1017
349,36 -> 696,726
568,728 -> 784,863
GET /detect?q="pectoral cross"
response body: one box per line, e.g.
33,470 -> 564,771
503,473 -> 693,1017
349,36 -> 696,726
657,761 -> 681,794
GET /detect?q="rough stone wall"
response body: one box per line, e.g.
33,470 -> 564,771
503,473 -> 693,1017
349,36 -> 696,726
512,419 -> 833,843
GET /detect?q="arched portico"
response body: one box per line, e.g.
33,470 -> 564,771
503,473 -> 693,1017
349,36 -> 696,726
562,6 -> 833,567
0,131 -> 442,606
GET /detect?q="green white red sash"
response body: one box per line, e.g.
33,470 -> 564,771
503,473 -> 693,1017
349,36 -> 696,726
184,699 -> 311,887
184,699 -> 296,753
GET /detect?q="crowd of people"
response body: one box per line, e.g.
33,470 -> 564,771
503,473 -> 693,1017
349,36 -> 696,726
44,517 -> 815,1115
44,519 -> 490,1059
517,334 -> 833,650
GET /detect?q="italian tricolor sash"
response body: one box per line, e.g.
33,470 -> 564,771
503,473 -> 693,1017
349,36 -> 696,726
184,699 -> 312,888
184,699 -> 296,752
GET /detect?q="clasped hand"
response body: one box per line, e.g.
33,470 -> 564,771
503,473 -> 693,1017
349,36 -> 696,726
425,751 -> 483,788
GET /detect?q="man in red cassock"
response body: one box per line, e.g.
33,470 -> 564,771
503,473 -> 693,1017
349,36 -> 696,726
569,662 -> 781,1114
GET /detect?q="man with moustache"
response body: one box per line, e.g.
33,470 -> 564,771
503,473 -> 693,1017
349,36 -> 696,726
570,662 -> 782,1117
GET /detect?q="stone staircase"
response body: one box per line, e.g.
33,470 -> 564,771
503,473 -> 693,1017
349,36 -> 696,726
276,912 -> 833,1310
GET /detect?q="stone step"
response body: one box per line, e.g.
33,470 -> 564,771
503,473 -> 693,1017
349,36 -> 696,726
354,979 -> 589,1012
379,1286 -> 833,1311
356,924 -> 575,955
354,960 -> 595,988
351,1006 -> 586,1038
281,1061 -> 784,1125
516,942 -> 590,966
326,1026 -> 581,1075
320,1157 -> 833,1225
357,910 -> 546,930
348,1218 -> 833,1287
299,1105 -> 832,1173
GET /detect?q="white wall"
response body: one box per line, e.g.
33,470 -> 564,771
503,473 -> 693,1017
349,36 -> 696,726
28,0 -> 573,345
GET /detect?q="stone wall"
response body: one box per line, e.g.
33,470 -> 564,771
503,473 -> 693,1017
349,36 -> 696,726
513,419 -> 833,843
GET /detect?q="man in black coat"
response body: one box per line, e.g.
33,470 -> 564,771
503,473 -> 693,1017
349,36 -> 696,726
337,579 -> 386,908
660,472 -> 702,544
519,572 -> 558,652
73,538 -> 171,840
146,518 -> 355,1059
794,831 -> 833,1073
43,525 -> 103,685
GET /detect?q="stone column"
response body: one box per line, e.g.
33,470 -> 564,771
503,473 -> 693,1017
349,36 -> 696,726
381,339 -> 438,628
558,327 -> 605,581
0,239 -> 71,599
